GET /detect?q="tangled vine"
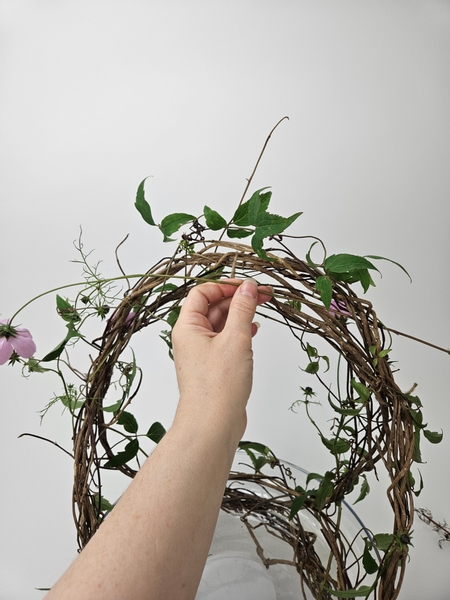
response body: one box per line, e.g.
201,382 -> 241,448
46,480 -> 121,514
73,236 -> 421,599
6,121 -> 446,599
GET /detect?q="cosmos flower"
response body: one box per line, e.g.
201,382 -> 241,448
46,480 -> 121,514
0,319 -> 36,365
329,300 -> 351,318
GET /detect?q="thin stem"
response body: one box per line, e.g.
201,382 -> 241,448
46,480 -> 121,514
383,325 -> 450,355
9,273 -> 242,324
218,116 -> 289,241
18,433 -> 74,459
114,233 -> 131,291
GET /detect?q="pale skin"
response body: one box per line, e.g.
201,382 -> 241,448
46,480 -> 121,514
45,278 -> 272,600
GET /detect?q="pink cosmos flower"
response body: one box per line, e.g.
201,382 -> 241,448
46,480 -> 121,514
0,319 -> 37,365
329,300 -> 351,318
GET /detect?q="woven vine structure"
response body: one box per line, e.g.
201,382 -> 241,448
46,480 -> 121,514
73,239 -> 415,600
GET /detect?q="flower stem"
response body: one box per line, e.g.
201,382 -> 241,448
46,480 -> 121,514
9,273 -> 242,324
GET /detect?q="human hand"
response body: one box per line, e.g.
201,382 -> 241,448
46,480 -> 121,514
171,279 -> 272,444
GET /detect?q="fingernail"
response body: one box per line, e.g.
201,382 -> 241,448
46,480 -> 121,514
254,321 -> 261,330
239,278 -> 258,299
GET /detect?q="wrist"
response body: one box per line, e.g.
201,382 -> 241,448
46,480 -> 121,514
173,396 -> 246,461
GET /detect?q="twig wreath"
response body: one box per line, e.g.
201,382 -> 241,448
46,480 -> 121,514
2,118 -> 447,600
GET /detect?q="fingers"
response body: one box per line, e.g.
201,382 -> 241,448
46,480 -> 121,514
202,281 -> 271,333
221,279 -> 259,337
178,279 -> 272,328
223,280 -> 272,339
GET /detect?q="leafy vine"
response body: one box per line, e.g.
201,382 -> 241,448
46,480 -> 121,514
2,120 -> 447,599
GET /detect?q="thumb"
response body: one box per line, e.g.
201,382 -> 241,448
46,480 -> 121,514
223,279 -> 259,337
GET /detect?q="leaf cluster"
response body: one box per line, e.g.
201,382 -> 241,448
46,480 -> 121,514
135,182 -> 302,259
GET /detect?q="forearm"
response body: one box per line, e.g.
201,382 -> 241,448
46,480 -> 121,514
46,410 -> 239,600
45,279 -> 270,600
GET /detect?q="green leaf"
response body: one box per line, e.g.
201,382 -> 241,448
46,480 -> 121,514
316,276 -> 333,309
342,424 -> 355,436
24,358 -> 51,373
321,436 -> 351,456
154,283 -> 179,293
412,427 -> 423,463
305,361 -> 320,374
353,475 -> 370,504
56,295 -> 80,323
59,391 -> 84,411
147,421 -> 166,443
226,227 -> 253,239
167,306 -> 181,328
328,585 -> 373,598
323,254 -> 379,293
324,254 -> 378,274
41,339 -> 69,362
251,231 -> 270,259
410,469 -> 424,497
239,441 -> 271,455
204,205 -> 227,230
289,492 -> 311,519
41,323 -> 82,362
198,265 -> 225,280
117,411 -> 139,434
315,471 -> 334,510
355,269 -> 375,293
253,455 -> 269,471
306,343 -> 318,358
373,533 -> 394,552
306,472 -> 324,486
408,407 -> 424,428
254,210 -> 302,234
350,379 -> 371,402
56,294 -> 72,312
405,394 -> 423,408
327,393 -> 362,416
239,448 -> 267,472
93,493 -> 114,513
103,400 -> 122,413
248,191 -> 262,225
160,213 -> 196,242
423,429 -> 443,444
135,177 -> 156,226
378,348 -> 391,358
104,438 -> 139,468
123,351 -> 137,390
365,255 -> 412,282
322,355 -> 330,372
238,441 -> 273,472
362,541 -> 379,574
232,187 -> 272,226
251,210 -> 302,259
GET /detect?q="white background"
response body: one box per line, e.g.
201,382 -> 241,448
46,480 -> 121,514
1,1 -> 450,598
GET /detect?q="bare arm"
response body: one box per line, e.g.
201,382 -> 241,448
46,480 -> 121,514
45,278 -> 271,600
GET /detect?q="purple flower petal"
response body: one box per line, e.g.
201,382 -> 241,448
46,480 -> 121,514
0,337 -> 13,365
329,300 -> 351,317
13,326 -> 34,340
125,311 -> 136,325
11,329 -> 37,358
